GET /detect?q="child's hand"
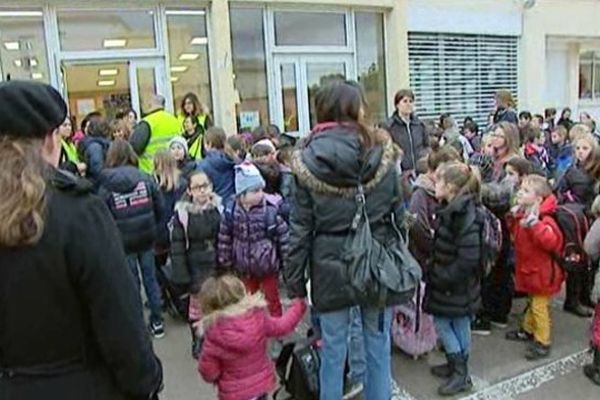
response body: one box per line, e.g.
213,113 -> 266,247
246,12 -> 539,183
520,211 -> 539,228
510,205 -> 522,215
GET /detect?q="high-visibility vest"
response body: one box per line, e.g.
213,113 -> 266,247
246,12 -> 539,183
177,113 -> 209,130
61,139 -> 79,162
139,110 -> 180,173
188,135 -> 203,160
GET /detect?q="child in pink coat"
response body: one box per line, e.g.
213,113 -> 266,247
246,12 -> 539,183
197,274 -> 306,400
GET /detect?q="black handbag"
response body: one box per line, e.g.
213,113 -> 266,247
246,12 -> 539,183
344,185 -> 422,308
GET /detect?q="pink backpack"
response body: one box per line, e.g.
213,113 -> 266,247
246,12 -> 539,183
392,282 -> 437,359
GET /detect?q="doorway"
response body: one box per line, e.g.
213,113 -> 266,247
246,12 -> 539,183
272,54 -> 354,135
61,58 -> 168,128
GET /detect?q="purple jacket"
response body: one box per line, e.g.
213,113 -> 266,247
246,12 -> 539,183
218,197 -> 289,277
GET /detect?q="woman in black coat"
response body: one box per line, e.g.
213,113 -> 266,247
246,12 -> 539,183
0,81 -> 162,400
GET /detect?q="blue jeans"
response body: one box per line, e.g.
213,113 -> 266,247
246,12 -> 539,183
319,306 -> 392,400
434,315 -> 471,355
127,250 -> 163,324
348,307 -> 366,385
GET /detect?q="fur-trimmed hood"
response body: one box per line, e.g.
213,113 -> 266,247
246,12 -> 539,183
174,193 -> 222,215
291,126 -> 401,198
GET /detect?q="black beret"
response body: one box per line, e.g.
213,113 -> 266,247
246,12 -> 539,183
0,80 -> 68,139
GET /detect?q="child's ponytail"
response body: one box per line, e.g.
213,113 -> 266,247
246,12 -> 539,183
438,161 -> 481,201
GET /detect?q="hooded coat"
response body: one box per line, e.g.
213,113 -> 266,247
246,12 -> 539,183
285,125 -> 405,312
78,135 -> 111,184
197,150 -> 237,200
408,173 -> 438,271
199,295 -> 306,400
508,195 -> 565,296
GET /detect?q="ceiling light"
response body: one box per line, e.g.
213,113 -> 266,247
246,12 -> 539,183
190,37 -> 208,45
103,39 -> 127,48
0,11 -> 43,17
99,69 -> 118,76
97,80 -> 116,87
31,72 -> 43,80
179,53 -> 199,61
170,66 -> 188,73
165,10 -> 206,16
29,58 -> 38,67
4,42 -> 19,51
14,59 -> 22,67
170,76 -> 179,82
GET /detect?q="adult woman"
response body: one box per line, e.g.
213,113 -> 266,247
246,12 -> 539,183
286,81 -> 409,400
558,107 -> 575,132
493,90 -> 518,125
58,116 -> 86,175
0,81 -> 162,399
178,92 -> 212,135
488,121 -> 520,181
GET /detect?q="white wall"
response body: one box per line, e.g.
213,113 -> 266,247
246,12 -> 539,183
545,44 -> 569,109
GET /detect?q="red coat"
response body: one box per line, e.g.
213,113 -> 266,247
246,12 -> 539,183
198,295 -> 306,400
508,195 -> 565,296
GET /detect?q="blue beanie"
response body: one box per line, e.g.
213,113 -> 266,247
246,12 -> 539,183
235,162 -> 265,196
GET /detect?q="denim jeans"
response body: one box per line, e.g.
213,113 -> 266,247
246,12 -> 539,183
127,250 -> 163,324
348,307 -> 366,385
319,306 -> 392,400
434,315 -> 471,355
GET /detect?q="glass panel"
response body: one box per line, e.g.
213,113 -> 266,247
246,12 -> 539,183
274,12 -> 346,46
166,9 -> 212,121
306,62 -> 346,129
136,67 -> 157,117
580,62 -> 593,99
63,62 -> 131,126
355,12 -> 387,124
280,63 -> 299,132
57,10 -> 156,51
230,8 -> 269,131
594,61 -> 600,100
0,11 -> 49,82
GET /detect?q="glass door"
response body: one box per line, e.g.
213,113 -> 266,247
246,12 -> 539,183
272,54 -> 354,135
129,59 -> 168,118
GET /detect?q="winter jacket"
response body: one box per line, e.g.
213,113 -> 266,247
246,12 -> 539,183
383,112 -> 429,171
0,169 -> 162,400
408,174 -> 439,271
425,194 -> 482,318
254,159 -> 282,195
155,178 -> 187,250
170,195 -> 222,290
493,107 -> 518,125
78,135 -> 110,185
524,143 -> 549,177
508,195 -> 564,296
584,219 -> 600,262
98,166 -> 165,254
547,142 -> 573,178
554,164 -> 599,211
178,158 -> 197,181
218,196 -> 289,277
199,296 -> 306,400
285,125 -> 405,312
280,165 -> 294,201
197,150 -> 237,200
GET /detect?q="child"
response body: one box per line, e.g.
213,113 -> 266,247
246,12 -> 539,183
463,121 -> 481,153
198,274 -> 306,400
506,175 -> 564,360
276,145 -> 295,202
111,119 -> 131,141
583,195 -> 600,385
547,126 -> 573,179
217,162 -> 289,317
522,126 -> 549,177
78,117 -> 111,188
169,136 -> 196,180
426,161 -> 482,396
226,135 -> 247,162
98,140 -> 166,338
197,127 -> 237,200
251,140 -> 281,195
171,171 -> 222,359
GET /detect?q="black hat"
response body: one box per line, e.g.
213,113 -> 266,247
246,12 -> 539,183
0,80 -> 67,139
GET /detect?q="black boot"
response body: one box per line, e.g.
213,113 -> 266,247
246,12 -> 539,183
564,272 -> 593,317
431,352 -> 454,379
583,346 -> 600,386
579,268 -> 595,309
437,353 -> 473,396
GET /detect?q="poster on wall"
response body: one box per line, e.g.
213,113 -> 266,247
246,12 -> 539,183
239,111 -> 260,130
77,99 -> 96,116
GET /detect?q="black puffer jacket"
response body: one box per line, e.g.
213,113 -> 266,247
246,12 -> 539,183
554,164 -> 599,212
98,166 -> 164,254
425,194 -> 482,318
493,107 -> 519,125
382,112 -> 428,171
0,169 -> 162,400
285,125 -> 404,312
170,195 -> 222,291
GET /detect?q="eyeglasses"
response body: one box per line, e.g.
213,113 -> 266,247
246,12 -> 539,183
190,183 -> 210,192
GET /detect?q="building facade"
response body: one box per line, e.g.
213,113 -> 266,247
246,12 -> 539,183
0,0 -> 598,134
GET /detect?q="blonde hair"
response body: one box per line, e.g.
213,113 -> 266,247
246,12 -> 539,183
0,137 -> 47,247
199,274 -> 247,316
569,124 -> 591,143
574,133 -> 600,180
495,90 -> 515,109
436,161 -> 481,200
522,174 -> 552,198
153,150 -> 180,191
494,122 -> 520,157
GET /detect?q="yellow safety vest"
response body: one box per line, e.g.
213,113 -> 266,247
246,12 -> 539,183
188,136 -> 203,160
177,113 -> 209,130
139,110 -> 181,173
61,139 -> 79,162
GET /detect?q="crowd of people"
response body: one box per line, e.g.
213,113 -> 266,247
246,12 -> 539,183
1,78 -> 600,400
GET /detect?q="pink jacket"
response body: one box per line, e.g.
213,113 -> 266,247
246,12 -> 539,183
198,295 -> 306,400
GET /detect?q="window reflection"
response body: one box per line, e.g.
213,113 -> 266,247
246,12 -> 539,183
274,12 -> 346,47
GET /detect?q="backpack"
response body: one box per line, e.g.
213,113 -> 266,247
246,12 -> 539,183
476,205 -> 503,277
551,203 -> 590,273
274,340 -> 320,400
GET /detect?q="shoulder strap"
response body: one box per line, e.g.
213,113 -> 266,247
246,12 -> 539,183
265,203 -> 279,241
176,208 -> 190,250
351,184 -> 367,230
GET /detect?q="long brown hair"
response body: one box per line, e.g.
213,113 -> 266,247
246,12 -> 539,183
105,139 -> 138,168
0,137 -> 48,247
154,150 -> 180,191
314,81 -> 377,149
437,161 -> 481,200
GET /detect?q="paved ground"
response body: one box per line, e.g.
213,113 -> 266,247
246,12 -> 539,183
153,295 -> 600,400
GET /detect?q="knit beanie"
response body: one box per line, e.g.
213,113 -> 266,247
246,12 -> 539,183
235,162 -> 265,196
169,136 -> 189,155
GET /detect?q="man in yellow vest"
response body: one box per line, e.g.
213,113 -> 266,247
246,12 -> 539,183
130,95 -> 180,173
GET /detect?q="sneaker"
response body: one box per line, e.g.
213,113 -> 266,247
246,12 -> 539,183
342,382 -> 364,400
490,317 -> 509,329
150,321 -> 165,339
505,329 -> 533,342
525,341 -> 550,361
471,317 -> 491,336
